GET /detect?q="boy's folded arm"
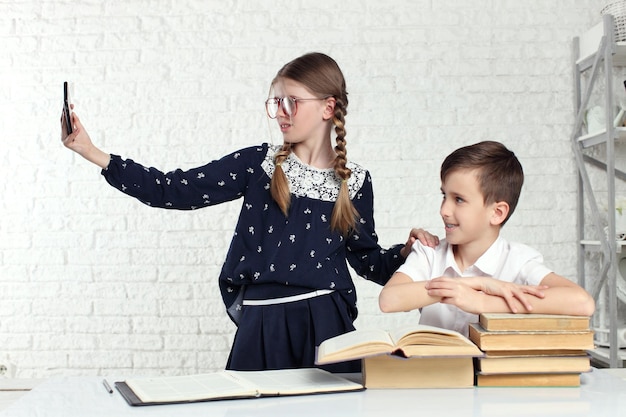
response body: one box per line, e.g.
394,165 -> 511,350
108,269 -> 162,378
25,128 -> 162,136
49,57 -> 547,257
380,272 -> 595,317
442,276 -> 548,313
528,273 -> 596,316
448,276 -> 544,294
474,283 -> 595,316
378,272 -> 439,313
472,273 -> 595,316
423,278 -> 526,314
445,274 -> 595,316
381,275 -> 542,315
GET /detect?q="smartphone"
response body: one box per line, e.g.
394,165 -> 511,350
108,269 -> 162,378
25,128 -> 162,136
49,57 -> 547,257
63,81 -> 73,134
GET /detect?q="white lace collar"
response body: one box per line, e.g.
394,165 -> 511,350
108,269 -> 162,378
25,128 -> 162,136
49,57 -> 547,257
261,145 -> 367,202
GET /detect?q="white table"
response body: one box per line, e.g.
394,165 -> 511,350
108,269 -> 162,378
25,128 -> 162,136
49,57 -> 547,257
2,369 -> 626,417
0,379 -> 41,412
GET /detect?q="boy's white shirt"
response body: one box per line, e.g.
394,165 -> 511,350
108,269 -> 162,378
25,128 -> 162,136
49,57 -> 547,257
396,236 -> 553,336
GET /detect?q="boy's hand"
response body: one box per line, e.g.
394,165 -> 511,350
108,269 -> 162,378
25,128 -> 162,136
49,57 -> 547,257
401,228 -> 439,258
470,277 -> 547,313
424,278 -> 486,314
425,276 -> 547,314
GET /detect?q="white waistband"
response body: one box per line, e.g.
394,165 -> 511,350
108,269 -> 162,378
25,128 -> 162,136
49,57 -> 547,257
242,289 -> 334,306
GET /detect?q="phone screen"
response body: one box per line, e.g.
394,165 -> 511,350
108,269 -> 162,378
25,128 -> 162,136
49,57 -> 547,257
63,81 -> 73,134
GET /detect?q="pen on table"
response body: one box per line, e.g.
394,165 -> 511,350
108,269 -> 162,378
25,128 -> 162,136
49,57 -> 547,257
102,378 -> 114,394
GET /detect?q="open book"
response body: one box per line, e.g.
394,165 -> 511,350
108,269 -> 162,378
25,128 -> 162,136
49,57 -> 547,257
115,368 -> 363,406
315,324 -> 482,365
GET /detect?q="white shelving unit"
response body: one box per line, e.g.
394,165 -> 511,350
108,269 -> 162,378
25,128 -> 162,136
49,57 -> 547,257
572,14 -> 626,368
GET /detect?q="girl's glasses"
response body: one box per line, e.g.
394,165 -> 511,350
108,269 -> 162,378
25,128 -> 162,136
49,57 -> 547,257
265,96 -> 328,119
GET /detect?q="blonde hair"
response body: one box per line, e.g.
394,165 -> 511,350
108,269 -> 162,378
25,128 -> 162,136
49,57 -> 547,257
269,52 -> 358,236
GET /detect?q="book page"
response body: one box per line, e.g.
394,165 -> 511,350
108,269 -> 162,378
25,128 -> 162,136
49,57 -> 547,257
316,329 -> 394,363
400,344 -> 483,357
390,324 -> 470,347
125,371 -> 258,403
228,368 -> 363,395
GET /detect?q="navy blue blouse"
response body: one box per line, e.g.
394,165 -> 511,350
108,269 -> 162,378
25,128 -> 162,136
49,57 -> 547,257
102,143 -> 404,324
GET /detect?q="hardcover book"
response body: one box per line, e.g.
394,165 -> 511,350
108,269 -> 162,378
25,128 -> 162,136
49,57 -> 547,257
115,368 -> 363,406
476,372 -> 581,387
468,323 -> 595,351
478,313 -> 590,332
476,352 -> 591,374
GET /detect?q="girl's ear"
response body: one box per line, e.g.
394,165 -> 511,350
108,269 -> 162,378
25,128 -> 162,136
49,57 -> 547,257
322,97 -> 336,120
490,201 -> 510,226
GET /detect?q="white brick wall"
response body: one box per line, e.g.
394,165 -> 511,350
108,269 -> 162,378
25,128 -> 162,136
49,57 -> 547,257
0,0 -> 607,377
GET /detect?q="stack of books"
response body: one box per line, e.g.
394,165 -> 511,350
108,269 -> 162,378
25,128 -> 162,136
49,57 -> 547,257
469,313 -> 594,387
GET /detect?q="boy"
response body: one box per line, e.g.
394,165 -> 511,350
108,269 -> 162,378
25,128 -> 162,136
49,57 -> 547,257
379,141 -> 594,336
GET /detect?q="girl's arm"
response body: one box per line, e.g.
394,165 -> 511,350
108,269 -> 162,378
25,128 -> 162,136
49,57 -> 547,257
346,172 -> 439,285
62,108 -> 265,210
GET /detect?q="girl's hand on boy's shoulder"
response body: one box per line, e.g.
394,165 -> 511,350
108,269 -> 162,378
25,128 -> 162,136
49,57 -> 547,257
401,228 -> 439,258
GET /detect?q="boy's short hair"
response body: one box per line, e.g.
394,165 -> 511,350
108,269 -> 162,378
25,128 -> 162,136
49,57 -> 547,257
440,141 -> 524,225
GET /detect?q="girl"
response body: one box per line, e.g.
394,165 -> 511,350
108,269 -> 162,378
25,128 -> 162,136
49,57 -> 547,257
61,52 -> 437,372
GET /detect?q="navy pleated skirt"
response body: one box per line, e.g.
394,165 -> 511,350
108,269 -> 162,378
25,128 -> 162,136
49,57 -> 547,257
226,290 -> 361,373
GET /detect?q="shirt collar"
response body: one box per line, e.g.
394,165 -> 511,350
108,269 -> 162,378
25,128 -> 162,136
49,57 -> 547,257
473,236 -> 505,276
443,236 -> 504,276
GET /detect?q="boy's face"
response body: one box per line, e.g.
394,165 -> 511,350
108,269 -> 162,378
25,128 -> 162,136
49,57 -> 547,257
440,169 -> 499,246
